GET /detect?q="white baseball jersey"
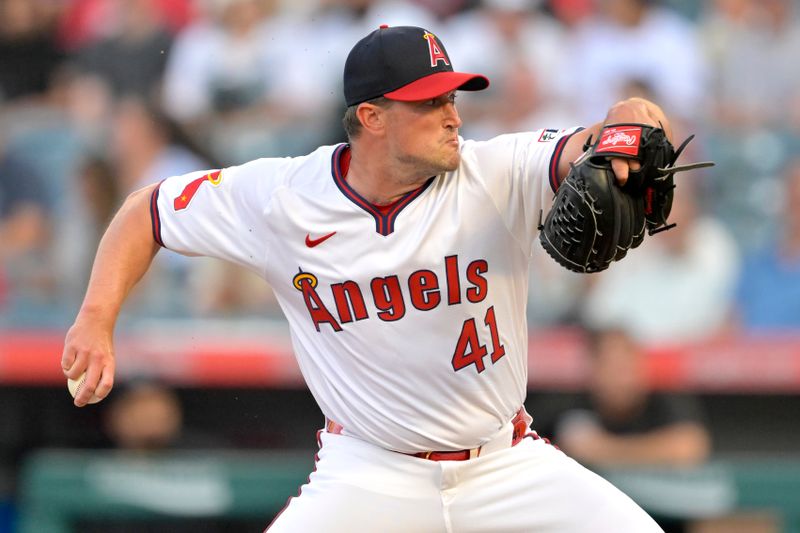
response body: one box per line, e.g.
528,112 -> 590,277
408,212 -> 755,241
151,128 -> 579,453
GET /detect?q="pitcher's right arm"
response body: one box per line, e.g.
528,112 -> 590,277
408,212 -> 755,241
61,183 -> 160,407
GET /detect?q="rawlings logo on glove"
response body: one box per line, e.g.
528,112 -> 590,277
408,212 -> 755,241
539,123 -> 714,273
597,126 -> 640,153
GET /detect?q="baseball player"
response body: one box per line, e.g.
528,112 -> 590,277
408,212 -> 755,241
63,25 -> 669,531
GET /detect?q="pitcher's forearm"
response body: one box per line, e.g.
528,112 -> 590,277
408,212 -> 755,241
78,184 -> 160,327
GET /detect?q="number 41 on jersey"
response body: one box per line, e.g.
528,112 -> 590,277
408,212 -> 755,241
452,306 -> 505,373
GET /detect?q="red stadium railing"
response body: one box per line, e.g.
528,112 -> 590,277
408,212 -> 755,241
2,325 -> 799,392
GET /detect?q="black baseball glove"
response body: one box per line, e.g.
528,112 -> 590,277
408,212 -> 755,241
539,123 -> 714,273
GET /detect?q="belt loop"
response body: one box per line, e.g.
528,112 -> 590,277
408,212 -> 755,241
326,418 -> 344,434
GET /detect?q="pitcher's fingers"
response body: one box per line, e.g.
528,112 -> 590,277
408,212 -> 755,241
61,344 -> 78,376
74,362 -> 103,407
94,363 -> 116,401
611,159 -> 629,185
63,349 -> 88,380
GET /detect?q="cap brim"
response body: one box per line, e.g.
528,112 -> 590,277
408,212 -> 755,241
384,71 -> 489,102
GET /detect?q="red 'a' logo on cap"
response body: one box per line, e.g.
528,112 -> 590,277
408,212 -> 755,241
423,31 -> 449,68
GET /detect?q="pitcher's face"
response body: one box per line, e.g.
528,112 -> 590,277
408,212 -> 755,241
384,91 -> 463,176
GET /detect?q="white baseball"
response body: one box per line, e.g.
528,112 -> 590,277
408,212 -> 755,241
67,372 -> 102,404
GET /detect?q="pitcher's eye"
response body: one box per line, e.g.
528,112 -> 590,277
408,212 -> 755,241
426,93 -> 457,107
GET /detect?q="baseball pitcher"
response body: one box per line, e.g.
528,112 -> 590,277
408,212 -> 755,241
63,25 -> 709,532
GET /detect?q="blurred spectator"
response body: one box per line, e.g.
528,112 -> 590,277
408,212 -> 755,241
77,156 -> 120,239
555,327 -> 711,467
161,0 -> 321,162
701,0 -> 800,128
68,380 -> 230,533
735,157 -> 800,330
0,147 -> 50,258
547,0 -> 596,29
101,379 -> 229,451
61,155 -> 122,298
161,0 -> 278,123
52,379 -> 228,533
56,0 -> 115,51
554,327 -> 711,532
581,178 -> 739,344
414,0 -> 470,21
68,0 -> 174,100
0,142 -> 52,309
104,380 -> 186,452
58,0 -> 195,52
0,0 -> 64,103
320,0 -> 437,28
443,0 -> 574,140
527,240 -> 590,328
110,96 -> 209,192
565,0 -> 706,123
369,0 -> 439,29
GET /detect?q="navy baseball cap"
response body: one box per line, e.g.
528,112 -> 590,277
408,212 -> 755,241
343,25 -> 490,107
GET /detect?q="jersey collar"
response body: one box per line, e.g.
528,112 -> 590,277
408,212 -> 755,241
330,144 -> 435,236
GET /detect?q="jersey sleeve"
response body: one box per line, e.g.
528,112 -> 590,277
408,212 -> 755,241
150,160 -> 277,275
459,127 -> 583,255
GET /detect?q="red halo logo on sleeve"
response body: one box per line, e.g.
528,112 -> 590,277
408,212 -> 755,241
173,170 -> 222,211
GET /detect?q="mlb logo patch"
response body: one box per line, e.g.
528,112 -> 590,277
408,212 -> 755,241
538,129 -> 560,142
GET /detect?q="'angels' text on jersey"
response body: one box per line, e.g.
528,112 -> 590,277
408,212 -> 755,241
293,255 -> 487,331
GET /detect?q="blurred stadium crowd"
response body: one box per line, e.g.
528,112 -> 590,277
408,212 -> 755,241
1,0 -> 800,345
3,1 -> 800,531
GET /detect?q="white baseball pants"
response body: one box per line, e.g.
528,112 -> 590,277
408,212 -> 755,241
266,424 -> 663,532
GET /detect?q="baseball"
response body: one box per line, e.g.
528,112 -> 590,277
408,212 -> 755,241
67,372 -> 102,404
